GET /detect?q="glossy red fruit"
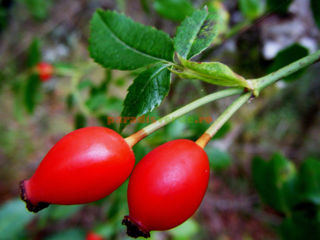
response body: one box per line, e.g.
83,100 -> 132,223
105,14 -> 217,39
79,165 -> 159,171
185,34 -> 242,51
86,232 -> 104,240
20,126 -> 135,212
35,62 -> 54,81
123,139 -> 210,238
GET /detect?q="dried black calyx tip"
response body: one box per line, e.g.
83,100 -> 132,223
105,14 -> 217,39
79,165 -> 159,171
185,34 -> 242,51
19,180 -> 50,213
122,216 -> 150,238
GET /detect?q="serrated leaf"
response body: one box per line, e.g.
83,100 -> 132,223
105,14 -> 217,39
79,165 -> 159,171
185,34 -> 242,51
268,43 -> 309,82
174,8 -> 219,59
89,9 -> 174,70
120,63 -> 171,130
24,74 -> 41,113
311,0 -> 320,29
177,57 -> 250,88
239,0 -> 265,20
27,38 -> 40,67
153,0 -> 194,22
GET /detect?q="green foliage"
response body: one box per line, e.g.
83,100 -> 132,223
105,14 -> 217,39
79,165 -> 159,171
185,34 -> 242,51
24,74 -> 42,114
45,228 -> 85,240
27,38 -> 41,68
268,43 -> 309,82
20,0 -> 52,20
252,154 -> 320,240
174,8 -> 219,59
74,112 -> 87,129
121,63 -> 171,130
0,199 -> 33,239
252,153 -> 296,212
169,219 -> 199,240
311,0 -> 320,29
266,0 -> 293,14
239,0 -> 265,20
89,9 -> 174,70
177,57 -> 249,88
153,0 -> 194,22
295,158 -> 320,204
206,146 -> 232,170
207,1 -> 229,44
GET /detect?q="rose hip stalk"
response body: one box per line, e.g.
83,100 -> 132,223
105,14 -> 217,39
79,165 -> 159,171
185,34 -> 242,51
123,93 -> 251,238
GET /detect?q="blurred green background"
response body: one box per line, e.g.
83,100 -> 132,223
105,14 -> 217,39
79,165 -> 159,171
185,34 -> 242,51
0,0 -> 320,239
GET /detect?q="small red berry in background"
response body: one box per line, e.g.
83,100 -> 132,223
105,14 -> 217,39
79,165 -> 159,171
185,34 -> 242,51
123,139 -> 210,238
20,127 -> 135,212
86,232 -> 104,240
35,62 -> 54,82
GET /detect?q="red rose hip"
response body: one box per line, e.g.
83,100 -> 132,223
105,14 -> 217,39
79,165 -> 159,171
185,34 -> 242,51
20,127 -> 135,212
35,62 -> 54,81
123,139 -> 210,238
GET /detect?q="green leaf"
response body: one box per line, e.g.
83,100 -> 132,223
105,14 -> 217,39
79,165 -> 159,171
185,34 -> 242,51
0,199 -> 34,239
174,8 -> 219,59
239,0 -> 265,20
89,9 -> 174,70
311,0 -> 320,29
27,38 -> 41,68
206,147 -> 232,170
296,158 -> 320,204
266,0 -> 293,14
252,153 -> 296,212
268,43 -> 309,82
86,95 -> 122,114
120,63 -> 171,130
24,74 -> 41,113
177,57 -> 250,88
153,0 -> 194,22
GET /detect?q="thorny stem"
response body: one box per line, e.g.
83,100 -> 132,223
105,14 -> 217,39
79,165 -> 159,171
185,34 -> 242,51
124,88 -> 243,147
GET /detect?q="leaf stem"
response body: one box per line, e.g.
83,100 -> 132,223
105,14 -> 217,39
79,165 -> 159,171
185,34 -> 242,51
255,49 -> 320,93
125,88 -> 243,147
196,93 -> 251,148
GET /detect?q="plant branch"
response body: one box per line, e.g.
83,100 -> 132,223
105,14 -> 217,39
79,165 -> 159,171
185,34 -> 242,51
255,49 -> 320,92
196,92 -> 251,148
125,88 -> 243,147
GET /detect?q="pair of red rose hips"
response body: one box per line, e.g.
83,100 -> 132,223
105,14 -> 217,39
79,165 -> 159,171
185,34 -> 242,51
20,127 -> 210,238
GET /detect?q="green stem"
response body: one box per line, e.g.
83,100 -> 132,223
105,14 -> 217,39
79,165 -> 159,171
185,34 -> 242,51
125,88 -> 243,147
196,93 -> 251,148
255,49 -> 320,92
